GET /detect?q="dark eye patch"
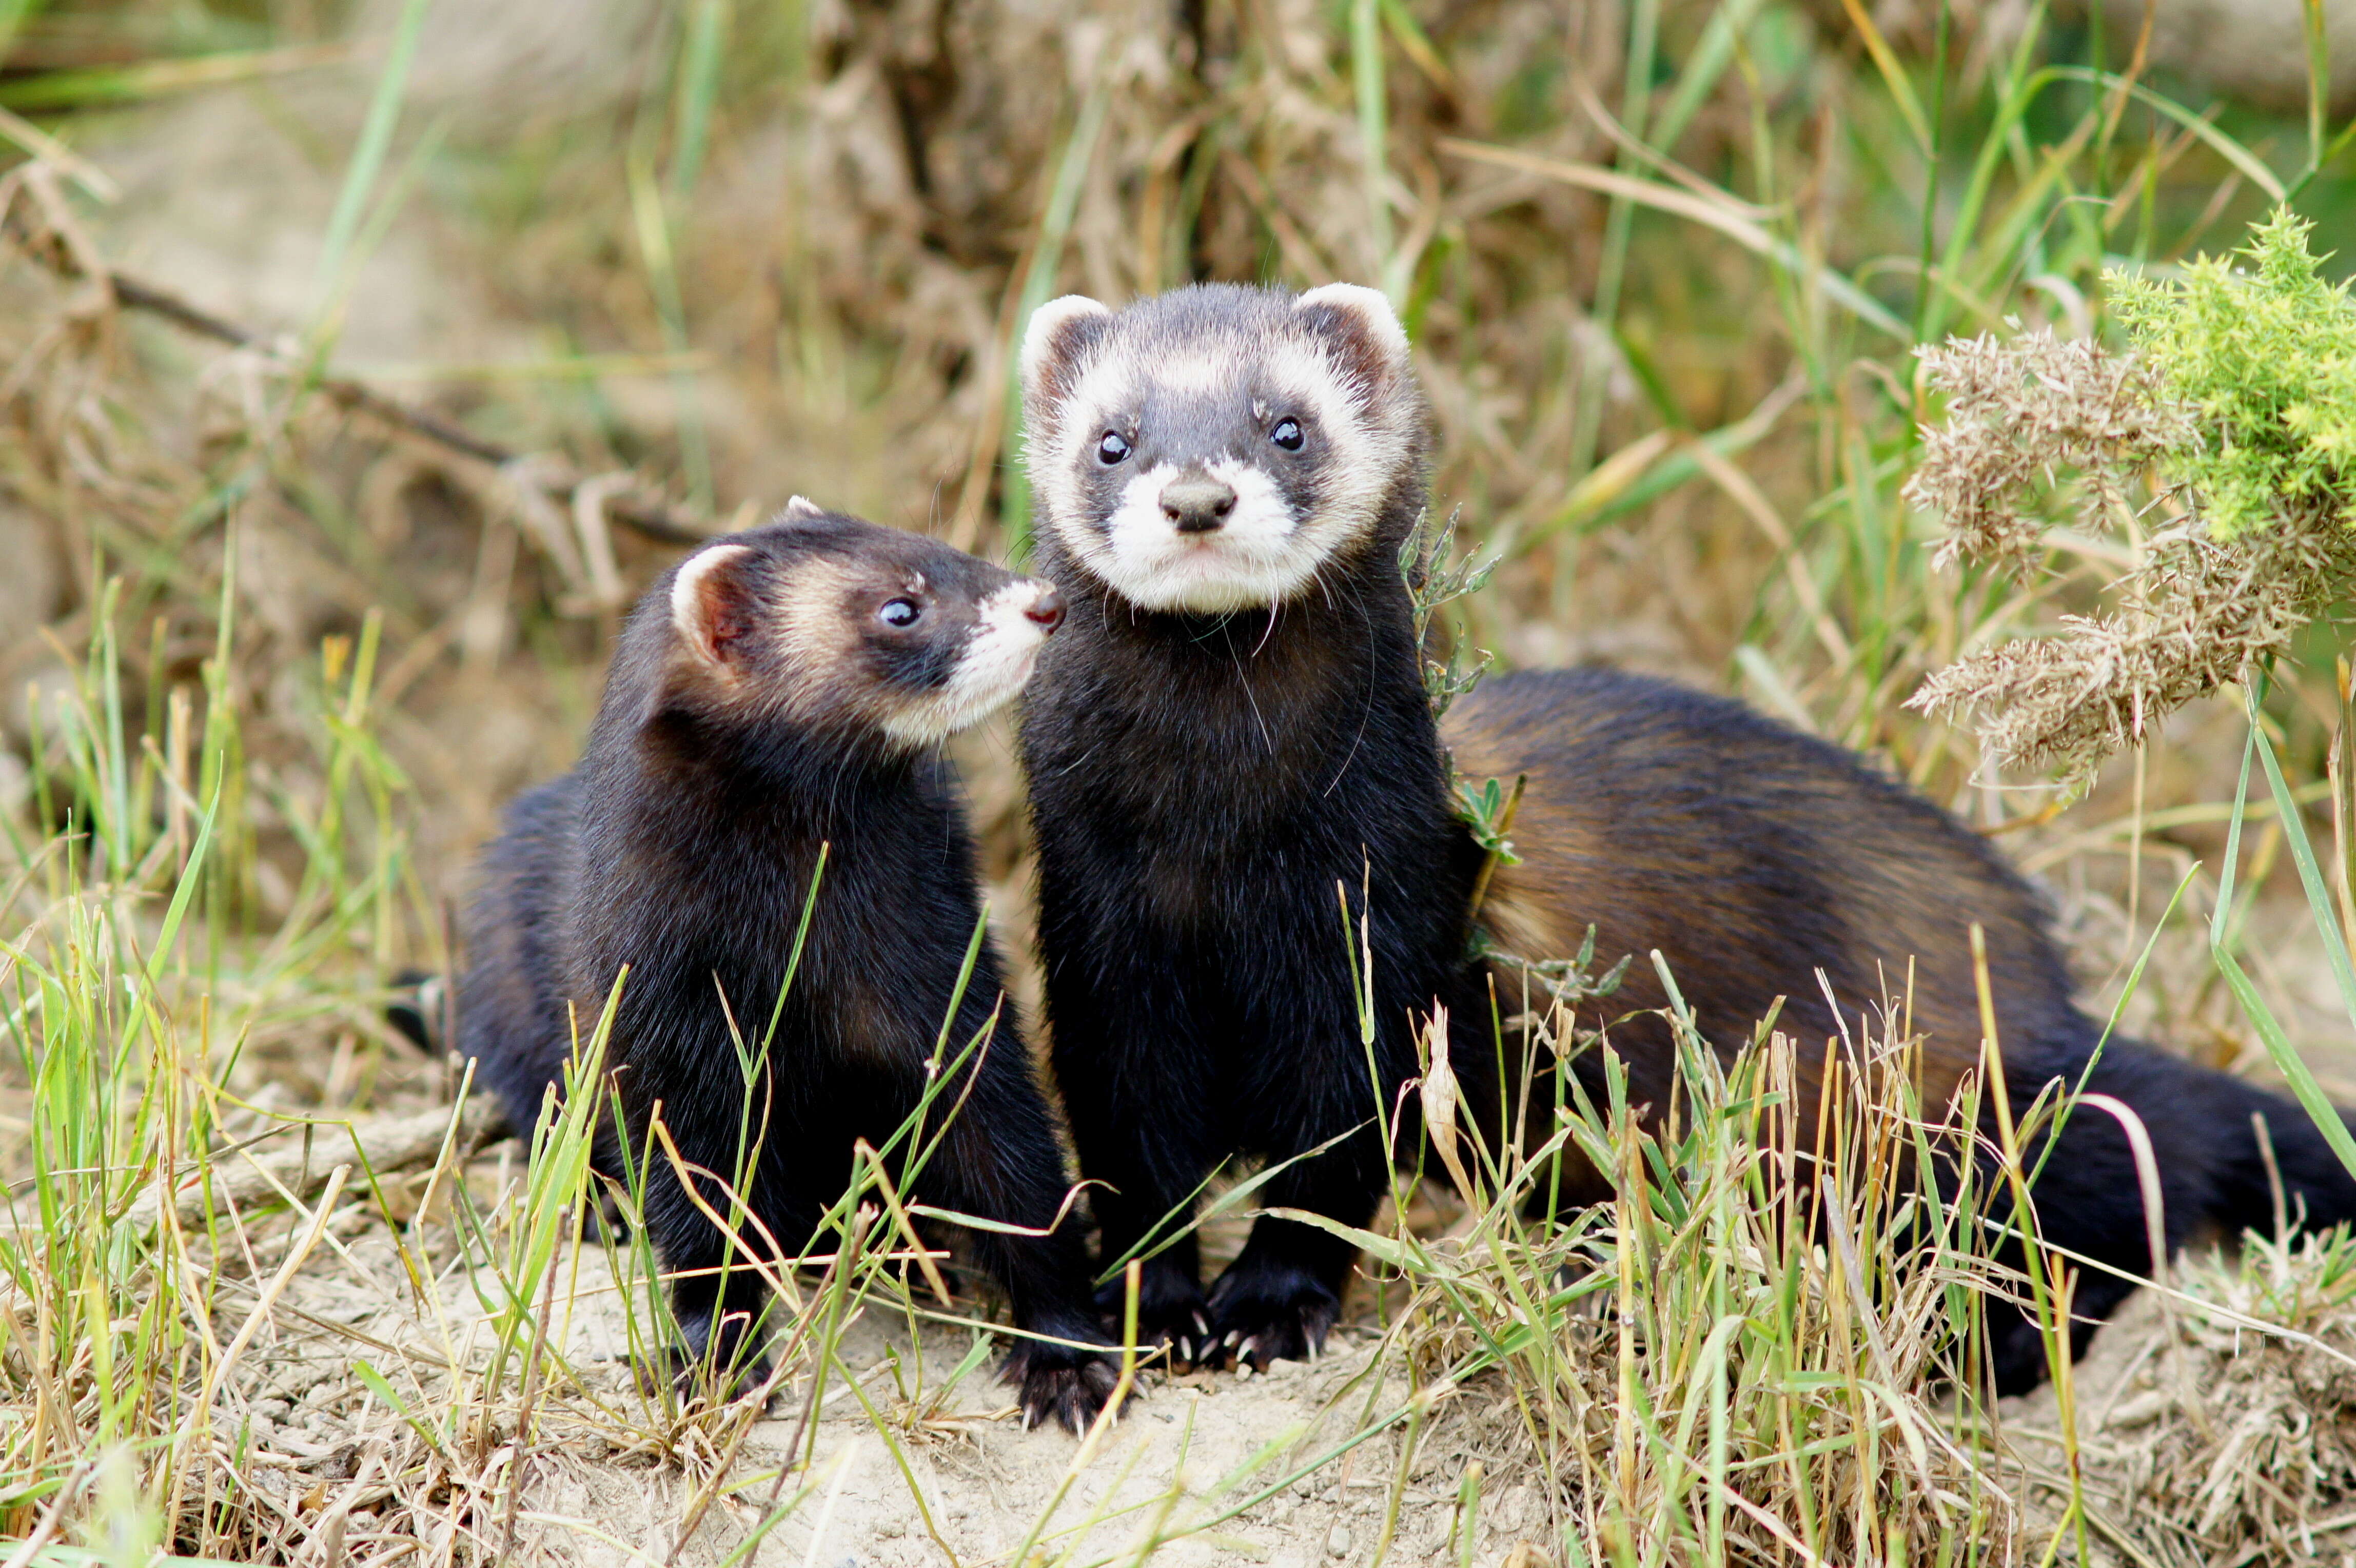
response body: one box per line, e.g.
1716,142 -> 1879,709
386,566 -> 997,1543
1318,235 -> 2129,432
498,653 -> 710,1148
868,623 -> 960,693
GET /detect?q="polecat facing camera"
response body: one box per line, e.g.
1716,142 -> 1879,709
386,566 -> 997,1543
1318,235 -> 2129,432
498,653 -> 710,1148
1019,283 -> 1427,615
1016,282 -> 2356,1397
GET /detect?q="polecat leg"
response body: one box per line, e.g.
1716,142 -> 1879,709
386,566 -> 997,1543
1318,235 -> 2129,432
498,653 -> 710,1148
662,1232 -> 779,1402
915,1057 -> 1123,1432
1055,1023 -> 1220,1365
1083,1157 -> 1213,1366
1197,1134 -> 1384,1371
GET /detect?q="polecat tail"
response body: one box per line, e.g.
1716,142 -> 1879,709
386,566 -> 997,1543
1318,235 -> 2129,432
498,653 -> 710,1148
2030,1042 -> 2356,1269
2196,1068 -> 2356,1241
1982,1042 -> 2356,1394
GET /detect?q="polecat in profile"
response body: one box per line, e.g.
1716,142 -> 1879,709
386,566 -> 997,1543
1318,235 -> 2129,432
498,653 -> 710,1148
1014,282 -> 2356,1395
456,504 -> 1117,1430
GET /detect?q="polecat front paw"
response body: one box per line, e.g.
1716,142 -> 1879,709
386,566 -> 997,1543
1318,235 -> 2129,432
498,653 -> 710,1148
1002,1338 -> 1124,1433
1094,1274 -> 1211,1369
666,1305 -> 777,1405
1200,1269 -> 1339,1371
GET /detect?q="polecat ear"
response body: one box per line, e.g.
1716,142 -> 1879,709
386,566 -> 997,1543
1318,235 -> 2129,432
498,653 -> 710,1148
1293,283 -> 1411,396
670,543 -> 758,670
1020,295 -> 1113,411
780,495 -> 825,523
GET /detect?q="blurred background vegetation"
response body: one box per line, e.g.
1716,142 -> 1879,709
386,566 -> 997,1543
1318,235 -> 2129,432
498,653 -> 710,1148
5,0 -> 2350,1054
5,0 -> 2356,1559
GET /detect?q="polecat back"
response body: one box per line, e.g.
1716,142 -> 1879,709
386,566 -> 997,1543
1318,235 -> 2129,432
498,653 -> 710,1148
457,505 -> 1117,1431
1015,283 -> 2356,1396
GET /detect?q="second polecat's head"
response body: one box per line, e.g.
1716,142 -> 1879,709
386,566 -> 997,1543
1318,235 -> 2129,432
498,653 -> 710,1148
1018,283 -> 1427,615
642,501 -> 1064,752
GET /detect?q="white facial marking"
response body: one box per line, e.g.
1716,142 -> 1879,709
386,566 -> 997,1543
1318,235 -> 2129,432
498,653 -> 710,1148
1020,296 -> 1113,402
669,543 -> 754,660
1293,283 -> 1410,366
1024,293 -> 1418,613
1149,354 -> 1232,394
1078,461 -> 1316,613
878,579 -> 1058,746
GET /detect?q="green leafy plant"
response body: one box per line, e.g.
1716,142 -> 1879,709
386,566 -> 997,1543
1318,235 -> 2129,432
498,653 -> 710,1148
1910,209 -> 2356,781
2113,209 -> 2356,541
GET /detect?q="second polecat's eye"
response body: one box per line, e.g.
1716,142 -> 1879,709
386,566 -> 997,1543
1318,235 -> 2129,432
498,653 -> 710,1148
1270,418 -> 1305,451
879,598 -> 922,628
1097,430 -> 1131,464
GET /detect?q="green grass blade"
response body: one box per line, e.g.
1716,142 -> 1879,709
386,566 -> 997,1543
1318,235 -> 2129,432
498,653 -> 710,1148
2046,66 -> 2288,203
1351,0 -> 1398,295
671,0 -> 731,202
2305,0 -> 2330,173
309,0 -> 432,320
2213,946 -> 2356,1181
999,74 -> 1112,557
2248,688 -> 2356,1032
143,779 -> 220,989
0,43 -> 346,110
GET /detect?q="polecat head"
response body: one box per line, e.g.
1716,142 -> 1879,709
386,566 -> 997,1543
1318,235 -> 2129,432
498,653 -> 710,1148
1018,283 -> 1426,615
644,502 -> 1064,751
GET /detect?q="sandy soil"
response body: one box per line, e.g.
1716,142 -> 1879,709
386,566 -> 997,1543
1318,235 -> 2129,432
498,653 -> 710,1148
243,1192 -> 1555,1568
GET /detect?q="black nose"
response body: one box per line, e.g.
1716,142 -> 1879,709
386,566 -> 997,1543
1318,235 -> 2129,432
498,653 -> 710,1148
1161,478 -> 1238,534
1025,585 -> 1065,632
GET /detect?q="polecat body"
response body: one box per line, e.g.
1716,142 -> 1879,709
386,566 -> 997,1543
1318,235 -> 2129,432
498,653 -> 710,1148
1016,282 -> 2356,1394
457,507 -> 1116,1430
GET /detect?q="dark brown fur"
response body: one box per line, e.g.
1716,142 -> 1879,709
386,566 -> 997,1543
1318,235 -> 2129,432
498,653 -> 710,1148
1450,667 -> 2356,1387
1015,283 -> 2356,1399
457,512 -> 1116,1431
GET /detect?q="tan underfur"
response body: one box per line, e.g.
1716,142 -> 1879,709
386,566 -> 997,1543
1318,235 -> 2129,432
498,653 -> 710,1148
769,554 -> 905,733
1451,713 -> 1981,1145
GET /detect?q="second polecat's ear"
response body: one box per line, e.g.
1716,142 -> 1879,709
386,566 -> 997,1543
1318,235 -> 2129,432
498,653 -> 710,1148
670,543 -> 758,670
1020,295 -> 1113,411
1293,283 -> 1411,397
780,495 -> 826,523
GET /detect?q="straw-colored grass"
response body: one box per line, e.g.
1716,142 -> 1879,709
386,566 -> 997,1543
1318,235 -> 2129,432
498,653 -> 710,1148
5,0 -> 2356,1562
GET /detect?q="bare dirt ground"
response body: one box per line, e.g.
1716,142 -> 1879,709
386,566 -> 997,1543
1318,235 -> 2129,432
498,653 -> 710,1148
239,1163 -> 1548,1568
25,19 -> 2356,1564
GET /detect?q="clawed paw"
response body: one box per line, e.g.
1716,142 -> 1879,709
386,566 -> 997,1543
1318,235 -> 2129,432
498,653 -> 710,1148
659,1348 -> 779,1408
1003,1341 -> 1125,1433
1096,1281 -> 1211,1371
1198,1279 -> 1338,1373
663,1306 -> 779,1406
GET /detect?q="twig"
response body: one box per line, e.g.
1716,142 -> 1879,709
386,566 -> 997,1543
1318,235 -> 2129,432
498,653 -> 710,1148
5,181 -> 712,547
127,1100 -> 504,1230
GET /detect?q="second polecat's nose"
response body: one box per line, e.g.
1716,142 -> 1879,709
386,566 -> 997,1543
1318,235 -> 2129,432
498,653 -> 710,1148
1025,585 -> 1066,632
1161,477 -> 1238,534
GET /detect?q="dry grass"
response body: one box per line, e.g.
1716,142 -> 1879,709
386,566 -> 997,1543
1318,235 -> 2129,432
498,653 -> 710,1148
3,0 -> 2356,1561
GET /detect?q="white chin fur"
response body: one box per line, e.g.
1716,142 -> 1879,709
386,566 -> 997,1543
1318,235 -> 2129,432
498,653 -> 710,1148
878,581 -> 1055,747
1084,462 -> 1319,613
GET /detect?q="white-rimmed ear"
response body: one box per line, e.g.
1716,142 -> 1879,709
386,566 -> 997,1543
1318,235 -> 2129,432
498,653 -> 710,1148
1020,295 -> 1113,409
1293,283 -> 1410,392
780,495 -> 824,522
670,543 -> 756,668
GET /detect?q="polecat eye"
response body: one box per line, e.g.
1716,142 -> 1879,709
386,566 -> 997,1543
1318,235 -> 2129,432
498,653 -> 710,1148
1097,430 -> 1131,464
879,598 -> 922,628
1270,419 -> 1305,451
